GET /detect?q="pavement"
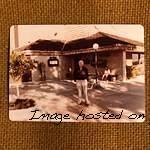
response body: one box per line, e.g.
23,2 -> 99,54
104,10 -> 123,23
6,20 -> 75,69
9,75 -> 145,123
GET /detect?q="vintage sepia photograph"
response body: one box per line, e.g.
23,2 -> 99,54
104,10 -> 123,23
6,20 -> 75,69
9,25 -> 145,123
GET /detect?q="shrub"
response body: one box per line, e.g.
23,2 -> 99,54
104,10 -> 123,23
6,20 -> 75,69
126,65 -> 139,79
9,50 -> 36,81
131,66 -> 139,78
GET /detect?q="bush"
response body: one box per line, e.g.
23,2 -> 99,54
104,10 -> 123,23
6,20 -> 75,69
9,51 -> 36,81
131,66 -> 138,78
126,65 -> 139,79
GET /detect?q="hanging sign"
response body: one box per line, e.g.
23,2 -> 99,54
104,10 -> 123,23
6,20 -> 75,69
48,57 -> 59,67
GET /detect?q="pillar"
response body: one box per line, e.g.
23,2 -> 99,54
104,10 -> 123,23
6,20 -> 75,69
122,50 -> 126,81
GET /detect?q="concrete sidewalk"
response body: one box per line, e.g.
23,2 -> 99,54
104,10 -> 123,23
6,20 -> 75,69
9,75 -> 145,122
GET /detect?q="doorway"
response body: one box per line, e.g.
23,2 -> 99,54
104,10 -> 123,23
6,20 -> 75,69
22,70 -> 32,82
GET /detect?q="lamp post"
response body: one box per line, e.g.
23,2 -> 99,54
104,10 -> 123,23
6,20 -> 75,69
93,43 -> 99,84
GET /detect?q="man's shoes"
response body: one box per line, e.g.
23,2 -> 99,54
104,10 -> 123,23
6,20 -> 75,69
85,101 -> 90,106
78,100 -> 82,105
78,99 -> 90,106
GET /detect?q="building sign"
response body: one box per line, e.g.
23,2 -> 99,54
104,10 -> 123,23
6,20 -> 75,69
48,57 -> 59,67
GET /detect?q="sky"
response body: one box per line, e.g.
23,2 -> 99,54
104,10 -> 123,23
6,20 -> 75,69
10,24 -> 144,50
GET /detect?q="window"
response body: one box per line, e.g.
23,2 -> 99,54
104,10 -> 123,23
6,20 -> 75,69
132,54 -> 139,65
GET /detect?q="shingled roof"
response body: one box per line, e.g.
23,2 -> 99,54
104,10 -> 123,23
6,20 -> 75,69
24,39 -> 64,51
21,30 -> 143,51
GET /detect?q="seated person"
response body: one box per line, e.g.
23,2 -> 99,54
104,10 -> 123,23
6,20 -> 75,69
102,67 -> 111,81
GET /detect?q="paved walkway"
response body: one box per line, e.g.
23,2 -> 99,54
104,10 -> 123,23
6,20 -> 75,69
9,75 -> 145,122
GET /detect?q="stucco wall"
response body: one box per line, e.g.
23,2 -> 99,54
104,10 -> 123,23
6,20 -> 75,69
31,55 -> 74,81
31,55 -> 62,81
30,51 -> 125,81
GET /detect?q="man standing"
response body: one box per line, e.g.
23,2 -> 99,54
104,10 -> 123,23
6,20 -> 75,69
74,60 -> 90,105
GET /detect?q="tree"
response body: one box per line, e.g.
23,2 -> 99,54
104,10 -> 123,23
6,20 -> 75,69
9,50 -> 36,97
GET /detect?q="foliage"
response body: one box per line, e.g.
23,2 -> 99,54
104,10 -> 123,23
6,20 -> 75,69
9,51 -> 36,81
126,65 -> 139,79
131,66 -> 139,77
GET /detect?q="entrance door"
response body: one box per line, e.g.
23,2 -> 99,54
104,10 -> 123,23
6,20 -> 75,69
22,70 -> 32,82
74,55 -> 81,69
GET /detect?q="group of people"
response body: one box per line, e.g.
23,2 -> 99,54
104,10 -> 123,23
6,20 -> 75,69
73,60 -> 111,106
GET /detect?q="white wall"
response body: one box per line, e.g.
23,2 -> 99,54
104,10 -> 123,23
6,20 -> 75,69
30,51 -> 125,81
31,55 -> 61,81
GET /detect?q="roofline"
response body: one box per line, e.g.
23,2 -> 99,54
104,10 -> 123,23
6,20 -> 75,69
23,44 -> 136,56
12,31 -> 144,51
99,31 -> 144,46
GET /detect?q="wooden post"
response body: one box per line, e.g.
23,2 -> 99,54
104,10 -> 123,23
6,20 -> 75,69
16,85 -> 20,97
122,50 -> 126,81
95,50 -> 98,83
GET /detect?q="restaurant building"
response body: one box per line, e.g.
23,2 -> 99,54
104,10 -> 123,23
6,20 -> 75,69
15,31 -> 144,82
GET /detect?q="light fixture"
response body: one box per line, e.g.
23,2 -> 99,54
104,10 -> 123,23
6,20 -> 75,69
93,43 -> 99,50
92,43 -> 99,84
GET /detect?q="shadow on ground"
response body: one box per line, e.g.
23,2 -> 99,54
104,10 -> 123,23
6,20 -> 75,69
9,78 -> 145,122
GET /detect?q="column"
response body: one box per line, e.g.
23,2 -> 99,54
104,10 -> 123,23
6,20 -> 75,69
122,50 -> 126,81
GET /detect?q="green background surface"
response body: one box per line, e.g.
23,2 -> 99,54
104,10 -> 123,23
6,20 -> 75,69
0,0 -> 149,149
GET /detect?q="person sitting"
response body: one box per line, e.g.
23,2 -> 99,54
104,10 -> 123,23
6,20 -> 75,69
102,67 -> 111,81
